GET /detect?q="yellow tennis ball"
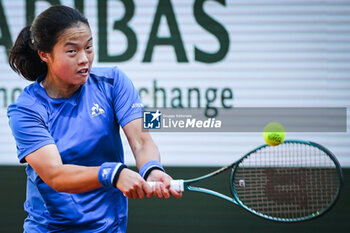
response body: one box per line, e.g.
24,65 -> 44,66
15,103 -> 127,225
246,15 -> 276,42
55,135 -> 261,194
263,122 -> 285,146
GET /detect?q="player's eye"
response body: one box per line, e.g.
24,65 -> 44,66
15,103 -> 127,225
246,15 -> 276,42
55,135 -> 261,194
67,49 -> 76,54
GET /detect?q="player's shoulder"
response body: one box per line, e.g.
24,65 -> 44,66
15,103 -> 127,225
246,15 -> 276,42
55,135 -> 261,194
10,83 -> 39,108
89,66 -> 127,87
7,83 -> 47,117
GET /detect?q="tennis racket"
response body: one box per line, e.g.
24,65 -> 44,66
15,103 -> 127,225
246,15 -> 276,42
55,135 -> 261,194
149,140 -> 343,222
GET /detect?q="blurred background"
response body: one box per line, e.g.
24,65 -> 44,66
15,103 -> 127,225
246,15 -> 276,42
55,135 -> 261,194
0,0 -> 349,232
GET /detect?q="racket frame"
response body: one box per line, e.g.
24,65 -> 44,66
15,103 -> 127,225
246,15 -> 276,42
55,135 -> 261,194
181,140 -> 343,222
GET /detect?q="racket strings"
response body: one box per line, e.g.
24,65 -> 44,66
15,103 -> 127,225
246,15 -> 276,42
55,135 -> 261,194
232,142 -> 340,221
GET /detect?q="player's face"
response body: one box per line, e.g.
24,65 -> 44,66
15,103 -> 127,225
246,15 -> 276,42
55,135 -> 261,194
44,23 -> 94,86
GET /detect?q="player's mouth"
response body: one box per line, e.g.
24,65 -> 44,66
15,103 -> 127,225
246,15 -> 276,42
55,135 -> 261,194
77,68 -> 89,77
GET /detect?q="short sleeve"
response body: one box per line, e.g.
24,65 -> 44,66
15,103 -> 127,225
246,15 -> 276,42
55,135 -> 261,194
7,103 -> 55,163
112,68 -> 143,127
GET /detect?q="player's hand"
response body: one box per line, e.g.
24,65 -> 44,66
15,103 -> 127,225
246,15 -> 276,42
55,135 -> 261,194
116,168 -> 153,199
147,169 -> 182,199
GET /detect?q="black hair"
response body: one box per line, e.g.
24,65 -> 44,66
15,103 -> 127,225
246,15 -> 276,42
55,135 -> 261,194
8,5 -> 89,81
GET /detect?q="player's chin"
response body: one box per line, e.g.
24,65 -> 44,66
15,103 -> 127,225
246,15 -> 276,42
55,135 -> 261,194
75,72 -> 90,84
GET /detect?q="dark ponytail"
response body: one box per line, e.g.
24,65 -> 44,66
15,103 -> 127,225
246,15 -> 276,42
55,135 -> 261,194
8,5 -> 89,81
9,25 -> 47,81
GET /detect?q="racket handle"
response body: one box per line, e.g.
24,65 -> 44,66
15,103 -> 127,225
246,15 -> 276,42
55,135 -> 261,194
147,180 -> 184,192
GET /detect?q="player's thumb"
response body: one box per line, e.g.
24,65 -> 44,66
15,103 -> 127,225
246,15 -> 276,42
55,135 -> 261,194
143,180 -> 153,198
158,175 -> 171,189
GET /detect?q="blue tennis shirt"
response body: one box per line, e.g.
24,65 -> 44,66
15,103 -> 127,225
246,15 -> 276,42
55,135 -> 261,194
7,67 -> 143,232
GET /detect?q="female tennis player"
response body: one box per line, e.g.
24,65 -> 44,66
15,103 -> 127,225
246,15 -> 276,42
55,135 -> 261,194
7,5 -> 181,232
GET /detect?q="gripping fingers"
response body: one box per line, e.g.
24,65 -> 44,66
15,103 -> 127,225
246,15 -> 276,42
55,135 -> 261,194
148,180 -> 183,198
161,184 -> 170,199
154,182 -> 163,198
150,182 -> 170,199
117,169 -> 157,199
148,180 -> 184,192
136,185 -> 146,199
169,189 -> 182,199
125,189 -> 142,199
143,182 -> 153,198
124,191 -> 134,199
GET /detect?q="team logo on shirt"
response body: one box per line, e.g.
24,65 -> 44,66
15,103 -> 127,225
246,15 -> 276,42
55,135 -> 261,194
91,103 -> 105,117
143,110 -> 162,129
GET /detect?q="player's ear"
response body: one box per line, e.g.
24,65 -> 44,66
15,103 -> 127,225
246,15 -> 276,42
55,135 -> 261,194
37,50 -> 49,63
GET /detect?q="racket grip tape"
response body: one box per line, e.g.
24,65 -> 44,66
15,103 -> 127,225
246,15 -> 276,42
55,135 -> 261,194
147,180 -> 184,192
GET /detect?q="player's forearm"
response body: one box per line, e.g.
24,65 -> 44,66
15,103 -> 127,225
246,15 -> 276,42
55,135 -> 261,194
123,119 -> 161,169
132,137 -> 161,170
49,165 -> 101,193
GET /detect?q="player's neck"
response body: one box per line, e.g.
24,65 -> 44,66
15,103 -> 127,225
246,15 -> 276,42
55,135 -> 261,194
42,73 -> 80,99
